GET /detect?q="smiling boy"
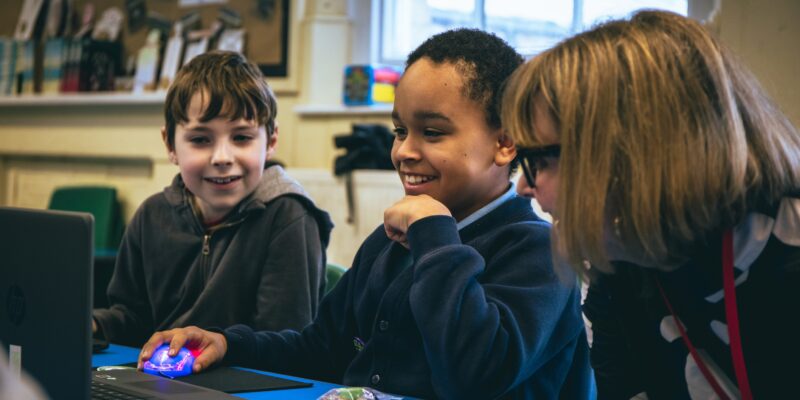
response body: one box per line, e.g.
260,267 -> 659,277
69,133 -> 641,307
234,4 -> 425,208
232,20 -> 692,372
165,89 -> 271,224
92,51 -> 333,346
139,31 -> 590,399
385,56 -> 514,238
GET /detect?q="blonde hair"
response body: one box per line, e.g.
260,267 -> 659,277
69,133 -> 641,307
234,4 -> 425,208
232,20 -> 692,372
502,10 -> 800,271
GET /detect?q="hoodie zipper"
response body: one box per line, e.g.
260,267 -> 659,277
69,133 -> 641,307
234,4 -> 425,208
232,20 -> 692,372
186,192 -> 245,258
201,219 -> 244,257
202,234 -> 211,255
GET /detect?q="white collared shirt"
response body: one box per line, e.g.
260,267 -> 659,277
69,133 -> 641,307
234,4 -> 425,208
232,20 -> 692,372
456,183 -> 517,231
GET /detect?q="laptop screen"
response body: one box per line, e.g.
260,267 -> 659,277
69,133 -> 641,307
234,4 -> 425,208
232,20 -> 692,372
0,207 -> 94,400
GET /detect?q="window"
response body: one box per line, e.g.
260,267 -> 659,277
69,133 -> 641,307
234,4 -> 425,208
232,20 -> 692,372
376,0 -> 688,65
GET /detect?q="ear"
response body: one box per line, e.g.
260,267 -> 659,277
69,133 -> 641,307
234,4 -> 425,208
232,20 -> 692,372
266,121 -> 279,160
162,127 -> 178,165
494,129 -> 517,167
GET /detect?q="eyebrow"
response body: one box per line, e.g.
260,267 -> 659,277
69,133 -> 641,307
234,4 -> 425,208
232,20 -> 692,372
183,121 -> 257,131
391,110 -> 453,123
231,123 -> 258,131
183,125 -> 213,133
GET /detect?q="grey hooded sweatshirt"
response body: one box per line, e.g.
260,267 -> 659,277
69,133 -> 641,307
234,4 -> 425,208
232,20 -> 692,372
93,165 -> 333,347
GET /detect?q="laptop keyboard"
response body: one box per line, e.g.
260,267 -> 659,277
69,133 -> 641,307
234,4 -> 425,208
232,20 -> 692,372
91,381 -> 150,400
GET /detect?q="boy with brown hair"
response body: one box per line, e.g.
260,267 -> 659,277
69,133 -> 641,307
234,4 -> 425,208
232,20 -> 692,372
92,51 -> 333,346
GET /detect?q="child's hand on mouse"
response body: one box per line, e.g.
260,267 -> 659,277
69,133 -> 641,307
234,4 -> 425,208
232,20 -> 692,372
384,195 -> 451,248
138,326 -> 227,373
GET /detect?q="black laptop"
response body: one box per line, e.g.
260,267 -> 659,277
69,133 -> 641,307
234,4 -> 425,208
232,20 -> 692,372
0,207 -> 237,399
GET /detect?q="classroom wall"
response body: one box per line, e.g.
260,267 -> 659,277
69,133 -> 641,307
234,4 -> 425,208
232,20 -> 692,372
0,0 -> 392,168
0,0 -> 397,266
717,0 -> 800,126
0,0 -> 798,266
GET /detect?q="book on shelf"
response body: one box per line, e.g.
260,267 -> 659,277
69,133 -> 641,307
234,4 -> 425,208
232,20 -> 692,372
59,37 -> 84,92
0,38 -> 19,96
61,38 -> 122,93
14,0 -> 47,41
158,23 -> 185,91
42,37 -> 68,94
133,29 -> 162,93
16,40 -> 39,94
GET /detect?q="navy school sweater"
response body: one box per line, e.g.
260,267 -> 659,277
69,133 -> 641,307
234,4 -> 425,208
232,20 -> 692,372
222,196 -> 591,399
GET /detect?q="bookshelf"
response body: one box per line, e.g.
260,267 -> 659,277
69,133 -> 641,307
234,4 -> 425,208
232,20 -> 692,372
0,92 -> 166,106
0,94 -> 394,119
1,0 -> 297,101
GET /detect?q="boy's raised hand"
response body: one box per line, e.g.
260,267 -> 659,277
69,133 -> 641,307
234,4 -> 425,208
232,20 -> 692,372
384,194 -> 451,248
138,326 -> 227,373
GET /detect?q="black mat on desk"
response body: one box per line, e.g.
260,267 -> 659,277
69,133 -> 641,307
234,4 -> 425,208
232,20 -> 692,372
179,367 -> 312,393
115,363 -> 312,393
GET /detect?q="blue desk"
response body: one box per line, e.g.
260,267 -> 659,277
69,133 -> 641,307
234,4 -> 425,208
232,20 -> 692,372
92,344 -> 340,399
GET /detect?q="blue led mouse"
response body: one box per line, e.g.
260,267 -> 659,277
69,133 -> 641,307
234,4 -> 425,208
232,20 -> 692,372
142,344 -> 196,378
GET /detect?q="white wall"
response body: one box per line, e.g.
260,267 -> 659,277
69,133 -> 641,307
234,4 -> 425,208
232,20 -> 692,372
717,0 -> 800,126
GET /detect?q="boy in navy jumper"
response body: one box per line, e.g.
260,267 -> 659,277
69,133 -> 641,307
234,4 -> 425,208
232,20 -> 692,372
138,30 -> 591,399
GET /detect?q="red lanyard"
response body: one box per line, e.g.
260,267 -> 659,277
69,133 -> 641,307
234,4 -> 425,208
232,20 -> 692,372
655,230 -> 753,400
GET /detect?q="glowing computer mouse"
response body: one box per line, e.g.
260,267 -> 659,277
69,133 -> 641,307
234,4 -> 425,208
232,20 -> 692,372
142,344 -> 196,378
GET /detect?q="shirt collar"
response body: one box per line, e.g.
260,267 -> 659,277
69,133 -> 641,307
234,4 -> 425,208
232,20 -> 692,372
457,183 -> 516,231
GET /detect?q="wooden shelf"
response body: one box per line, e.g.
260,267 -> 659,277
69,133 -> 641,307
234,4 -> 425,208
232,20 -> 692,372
294,103 -> 392,117
0,92 -> 167,107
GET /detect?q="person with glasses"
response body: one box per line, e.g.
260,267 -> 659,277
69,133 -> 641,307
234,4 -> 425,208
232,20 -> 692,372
514,145 -> 559,202
137,29 -> 592,399
515,173 -> 536,200
516,143 -> 560,213
502,10 -> 800,399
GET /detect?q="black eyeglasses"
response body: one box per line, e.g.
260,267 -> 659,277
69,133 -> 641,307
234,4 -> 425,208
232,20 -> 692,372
517,144 -> 561,188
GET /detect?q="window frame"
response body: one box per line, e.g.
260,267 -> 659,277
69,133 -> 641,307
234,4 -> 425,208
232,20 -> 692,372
351,0 -> 711,67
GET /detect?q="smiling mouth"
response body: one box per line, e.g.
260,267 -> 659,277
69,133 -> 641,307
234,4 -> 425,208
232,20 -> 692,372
403,174 -> 435,185
204,176 -> 242,184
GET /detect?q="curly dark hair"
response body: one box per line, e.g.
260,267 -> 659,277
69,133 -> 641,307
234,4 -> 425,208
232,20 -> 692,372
406,29 -> 523,129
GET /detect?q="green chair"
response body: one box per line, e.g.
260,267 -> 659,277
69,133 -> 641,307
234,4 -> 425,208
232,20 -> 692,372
325,263 -> 347,295
48,185 -> 124,253
48,186 -> 125,308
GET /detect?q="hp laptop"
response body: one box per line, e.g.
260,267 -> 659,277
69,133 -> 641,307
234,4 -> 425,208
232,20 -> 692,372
0,206 -> 236,399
